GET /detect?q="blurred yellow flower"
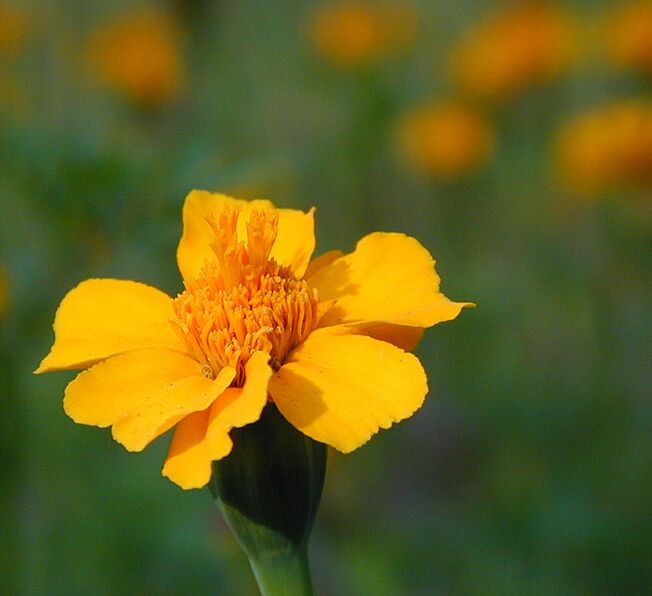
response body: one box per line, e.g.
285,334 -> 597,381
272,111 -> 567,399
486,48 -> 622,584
309,1 -> 415,67
87,9 -> 184,106
451,2 -> 576,101
398,102 -> 494,178
0,3 -> 29,55
607,1 -> 652,75
556,100 -> 652,194
36,192 -> 471,490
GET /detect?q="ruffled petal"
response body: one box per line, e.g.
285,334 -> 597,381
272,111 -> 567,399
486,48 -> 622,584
268,329 -> 428,453
176,190 -> 315,281
162,351 -> 272,489
112,366 -> 235,452
308,232 -> 473,330
36,279 -> 183,373
63,348 -> 235,452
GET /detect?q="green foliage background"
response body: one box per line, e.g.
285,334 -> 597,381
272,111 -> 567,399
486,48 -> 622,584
1,1 -> 651,594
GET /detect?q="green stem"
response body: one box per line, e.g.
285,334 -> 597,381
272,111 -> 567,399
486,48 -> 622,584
249,549 -> 313,596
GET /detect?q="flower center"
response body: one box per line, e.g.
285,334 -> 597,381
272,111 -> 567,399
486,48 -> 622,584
170,207 -> 319,385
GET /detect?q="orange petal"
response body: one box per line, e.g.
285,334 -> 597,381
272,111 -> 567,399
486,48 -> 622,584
176,190 -> 315,281
35,279 -> 183,374
64,347 -> 235,452
162,351 -> 272,489
269,329 -> 428,453
309,232 -> 473,331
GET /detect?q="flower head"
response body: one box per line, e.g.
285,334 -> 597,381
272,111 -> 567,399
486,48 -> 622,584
87,9 -> 184,106
397,101 -> 495,178
606,1 -> 652,76
308,1 -> 415,68
37,192 -> 471,489
555,100 -> 652,195
451,2 -> 576,101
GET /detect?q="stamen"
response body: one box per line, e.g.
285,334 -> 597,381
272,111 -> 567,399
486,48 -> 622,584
171,207 -> 318,386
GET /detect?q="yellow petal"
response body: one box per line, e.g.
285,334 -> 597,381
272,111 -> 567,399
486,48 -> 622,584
176,190 -> 272,282
268,329 -> 428,453
162,351 -> 272,489
308,232 -> 472,330
35,279 -> 183,373
272,207 -> 315,278
64,347 -> 235,452
176,190 -> 315,281
330,322 -> 425,351
304,249 -> 344,280
159,409 -> 212,489
112,365 -> 235,452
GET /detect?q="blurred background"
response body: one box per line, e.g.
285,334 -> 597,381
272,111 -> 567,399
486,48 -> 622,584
1,0 -> 652,594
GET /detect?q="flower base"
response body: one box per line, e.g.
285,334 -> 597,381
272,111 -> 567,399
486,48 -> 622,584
210,404 -> 326,595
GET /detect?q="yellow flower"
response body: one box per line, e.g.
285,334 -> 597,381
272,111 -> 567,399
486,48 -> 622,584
606,1 -> 652,75
87,9 -> 184,106
0,3 -> 29,55
309,1 -> 415,67
555,100 -> 652,194
397,102 -> 494,177
451,2 -> 576,101
36,192 -> 471,490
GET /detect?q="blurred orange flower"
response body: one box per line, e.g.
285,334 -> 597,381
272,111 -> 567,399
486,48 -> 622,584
451,2 -> 576,102
87,9 -> 184,106
0,3 -> 30,55
556,100 -> 652,195
606,1 -> 652,75
309,1 -> 415,67
397,102 -> 494,178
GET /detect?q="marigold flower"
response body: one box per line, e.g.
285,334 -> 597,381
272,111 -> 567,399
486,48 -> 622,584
555,100 -> 652,194
606,1 -> 652,75
87,9 -> 184,106
36,192 -> 471,489
0,3 -> 29,55
308,1 -> 415,67
450,2 -> 576,101
397,102 -> 494,177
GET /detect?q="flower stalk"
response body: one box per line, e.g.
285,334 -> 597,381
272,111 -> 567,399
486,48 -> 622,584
210,404 -> 326,595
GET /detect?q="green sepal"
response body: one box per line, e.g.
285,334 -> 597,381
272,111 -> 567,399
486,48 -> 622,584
210,403 -> 327,594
